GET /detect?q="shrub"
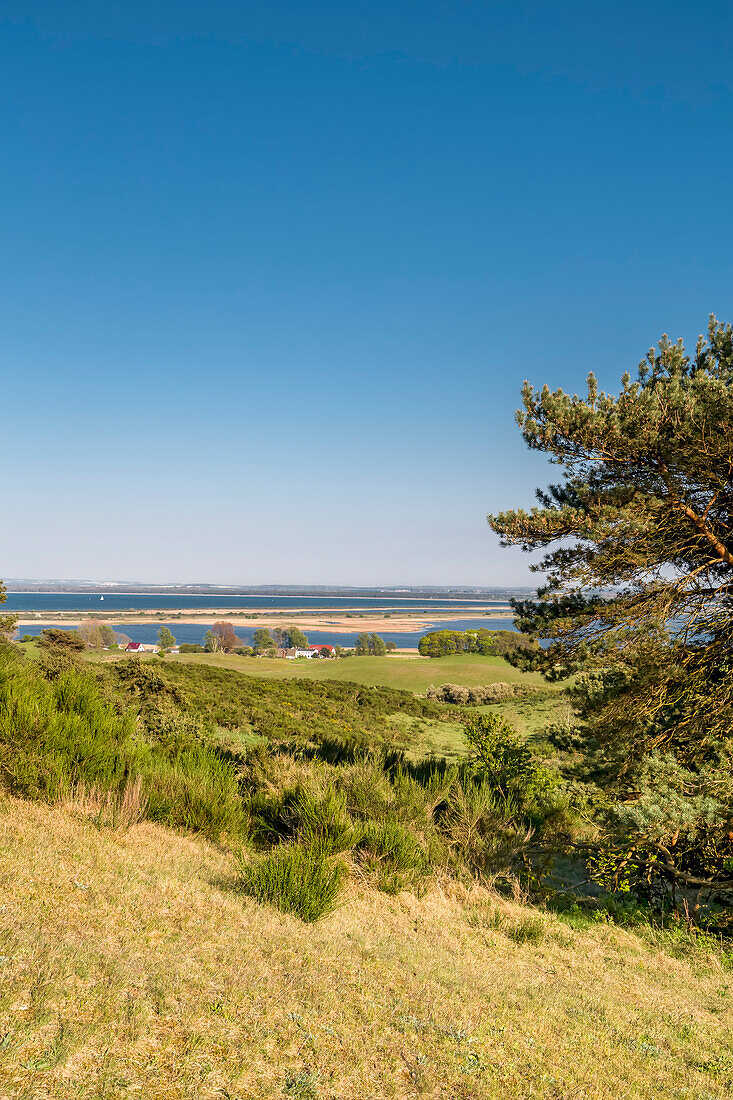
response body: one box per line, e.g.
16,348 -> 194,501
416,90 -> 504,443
143,741 -> 247,840
179,643 -> 204,653
247,781 -> 357,854
0,650 -> 248,841
235,843 -> 346,921
0,652 -> 138,801
464,713 -> 540,806
37,628 -> 84,651
356,818 -> 428,893
425,682 -> 531,705
439,779 -> 530,876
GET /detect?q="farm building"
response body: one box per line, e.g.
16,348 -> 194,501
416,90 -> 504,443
284,644 -> 335,659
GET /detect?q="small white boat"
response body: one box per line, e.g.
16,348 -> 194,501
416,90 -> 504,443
100,596 -> 104,601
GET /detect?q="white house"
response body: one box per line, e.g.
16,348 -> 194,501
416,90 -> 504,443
284,645 -> 335,659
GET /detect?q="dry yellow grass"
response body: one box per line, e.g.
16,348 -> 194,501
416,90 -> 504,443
1,796 -> 731,1100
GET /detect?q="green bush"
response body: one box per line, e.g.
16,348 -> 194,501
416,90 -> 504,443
0,651 -> 138,800
0,650 -> 247,841
356,818 -> 428,893
37,628 -> 85,651
236,843 -> 346,921
247,780 -> 358,854
426,682 -> 533,705
143,742 -> 247,840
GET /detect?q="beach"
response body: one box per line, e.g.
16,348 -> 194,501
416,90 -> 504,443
13,606 -> 512,634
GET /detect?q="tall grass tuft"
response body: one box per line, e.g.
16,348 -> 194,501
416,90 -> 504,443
235,843 -> 346,922
62,775 -> 149,831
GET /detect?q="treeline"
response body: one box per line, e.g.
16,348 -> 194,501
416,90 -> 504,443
418,628 -> 535,658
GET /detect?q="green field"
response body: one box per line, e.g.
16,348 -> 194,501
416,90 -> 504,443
168,650 -> 546,693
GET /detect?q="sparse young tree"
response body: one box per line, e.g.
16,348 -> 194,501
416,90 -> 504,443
158,626 -> 176,650
489,316 -> 733,903
78,619 -> 103,648
204,629 -> 221,653
211,621 -> 241,652
99,623 -> 117,647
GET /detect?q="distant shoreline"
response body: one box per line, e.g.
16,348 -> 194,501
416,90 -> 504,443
13,606 -> 514,634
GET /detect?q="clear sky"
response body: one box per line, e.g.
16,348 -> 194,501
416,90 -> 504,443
3,2 -> 732,586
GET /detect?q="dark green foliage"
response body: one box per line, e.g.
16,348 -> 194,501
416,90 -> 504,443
247,781 -> 358,854
38,628 -> 85,651
235,843 -> 346,922
489,315 -> 733,911
143,742 -> 246,839
354,632 -> 387,656
179,643 -> 205,653
355,818 -> 428,893
104,659 -> 443,748
0,649 -> 137,800
418,629 -> 537,658
286,626 -> 309,649
0,650 -> 246,841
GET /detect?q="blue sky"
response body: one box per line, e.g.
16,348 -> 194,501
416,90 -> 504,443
3,2 -> 732,585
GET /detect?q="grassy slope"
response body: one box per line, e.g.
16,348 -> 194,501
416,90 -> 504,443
1,797 -> 731,1100
80,648 -> 566,758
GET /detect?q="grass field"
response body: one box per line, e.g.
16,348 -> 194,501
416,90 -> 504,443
167,650 -> 548,694
2,795 -> 731,1100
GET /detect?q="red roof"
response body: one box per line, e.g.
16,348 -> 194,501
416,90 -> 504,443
126,642 -> 144,651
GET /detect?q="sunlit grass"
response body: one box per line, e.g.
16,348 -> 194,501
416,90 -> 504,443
1,796 -> 732,1099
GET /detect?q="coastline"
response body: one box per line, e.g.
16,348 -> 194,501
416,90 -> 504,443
13,606 -> 513,635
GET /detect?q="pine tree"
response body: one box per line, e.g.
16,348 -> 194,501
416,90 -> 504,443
489,316 -> 733,903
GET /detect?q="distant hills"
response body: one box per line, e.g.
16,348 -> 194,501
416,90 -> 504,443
4,580 -> 533,599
